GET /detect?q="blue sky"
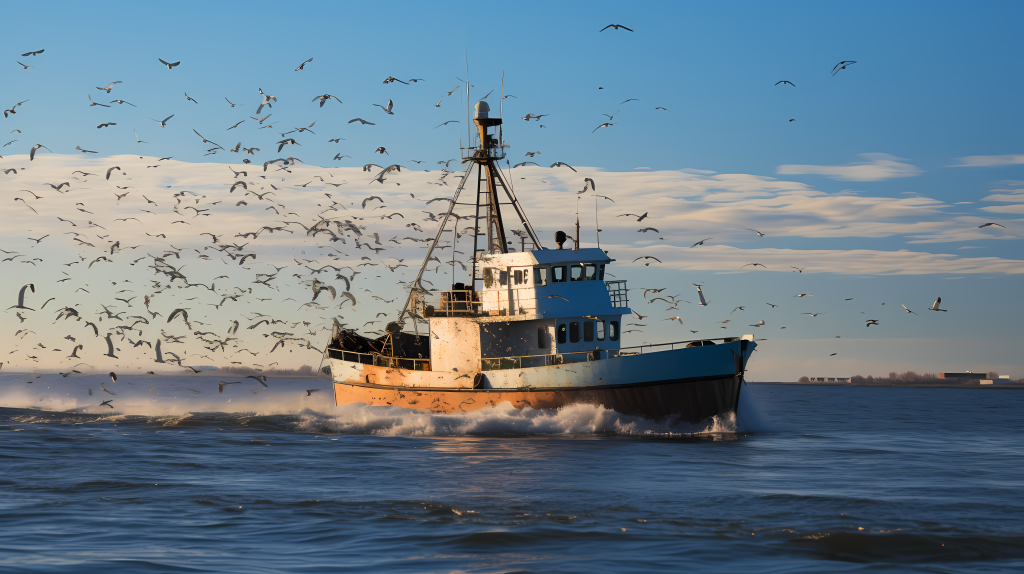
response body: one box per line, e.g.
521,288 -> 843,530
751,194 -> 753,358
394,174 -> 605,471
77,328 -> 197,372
1,0 -> 1022,379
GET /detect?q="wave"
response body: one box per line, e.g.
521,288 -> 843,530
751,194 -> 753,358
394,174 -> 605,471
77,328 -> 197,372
297,401 -> 737,437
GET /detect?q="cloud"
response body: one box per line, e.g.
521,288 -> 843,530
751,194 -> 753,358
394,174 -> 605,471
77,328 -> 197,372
949,154 -> 1024,168
777,153 -> 923,181
981,205 -> 1024,214
607,244 -> 1024,275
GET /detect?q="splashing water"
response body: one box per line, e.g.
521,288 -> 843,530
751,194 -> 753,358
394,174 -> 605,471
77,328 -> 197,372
297,401 -> 735,437
0,372 -> 770,437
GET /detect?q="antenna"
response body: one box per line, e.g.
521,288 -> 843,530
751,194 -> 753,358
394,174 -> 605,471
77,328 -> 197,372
575,197 -> 580,252
595,195 -> 600,249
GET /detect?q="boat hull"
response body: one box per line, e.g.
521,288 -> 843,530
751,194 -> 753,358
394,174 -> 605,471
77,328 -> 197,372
333,374 -> 742,424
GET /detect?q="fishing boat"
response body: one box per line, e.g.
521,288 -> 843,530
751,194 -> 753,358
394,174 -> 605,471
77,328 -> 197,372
323,98 -> 755,423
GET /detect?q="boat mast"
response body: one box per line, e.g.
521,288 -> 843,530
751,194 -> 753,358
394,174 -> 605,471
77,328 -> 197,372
398,97 -> 544,325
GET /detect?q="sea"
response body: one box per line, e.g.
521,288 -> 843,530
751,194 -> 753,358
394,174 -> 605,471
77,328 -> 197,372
1,374 -> 1022,573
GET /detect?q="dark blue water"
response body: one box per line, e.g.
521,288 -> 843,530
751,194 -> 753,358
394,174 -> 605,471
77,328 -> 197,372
2,377 -> 1023,573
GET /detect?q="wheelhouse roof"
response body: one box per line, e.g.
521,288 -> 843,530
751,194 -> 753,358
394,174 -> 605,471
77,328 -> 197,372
479,248 -> 612,267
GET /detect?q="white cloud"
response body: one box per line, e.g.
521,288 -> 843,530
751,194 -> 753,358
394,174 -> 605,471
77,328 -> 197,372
607,244 -> 1024,275
981,204 -> 1024,214
949,154 -> 1024,167
777,153 -> 923,181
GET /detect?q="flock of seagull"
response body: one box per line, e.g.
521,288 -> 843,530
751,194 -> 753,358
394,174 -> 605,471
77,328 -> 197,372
1,37 -> 1005,407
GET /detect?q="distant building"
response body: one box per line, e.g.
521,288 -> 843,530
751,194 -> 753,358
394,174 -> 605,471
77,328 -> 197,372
939,372 -> 979,379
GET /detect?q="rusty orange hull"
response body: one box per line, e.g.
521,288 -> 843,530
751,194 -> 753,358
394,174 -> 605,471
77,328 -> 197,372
334,374 -> 742,424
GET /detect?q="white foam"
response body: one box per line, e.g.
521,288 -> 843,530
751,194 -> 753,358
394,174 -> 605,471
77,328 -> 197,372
1,374 -> 761,437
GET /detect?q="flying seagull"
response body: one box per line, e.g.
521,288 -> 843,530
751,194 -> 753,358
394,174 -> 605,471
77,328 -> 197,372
96,81 -> 122,93
978,222 -> 1005,229
774,80 -> 795,87
103,333 -> 118,358
29,144 -> 51,161
928,297 -> 947,312
633,256 -> 661,266
312,94 -> 341,107
599,24 -> 634,32
9,283 -> 35,310
159,58 -> 180,69
257,88 -> 276,114
832,60 -> 856,76
295,57 -> 313,71
149,115 -> 174,127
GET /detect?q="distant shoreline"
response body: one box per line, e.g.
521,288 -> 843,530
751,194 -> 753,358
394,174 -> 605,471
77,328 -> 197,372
749,381 -> 1024,389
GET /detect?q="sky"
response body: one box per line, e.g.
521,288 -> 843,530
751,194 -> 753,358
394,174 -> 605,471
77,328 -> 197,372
1,0 -> 1022,380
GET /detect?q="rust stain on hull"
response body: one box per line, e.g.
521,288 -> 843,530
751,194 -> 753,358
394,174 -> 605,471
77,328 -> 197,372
335,376 -> 742,424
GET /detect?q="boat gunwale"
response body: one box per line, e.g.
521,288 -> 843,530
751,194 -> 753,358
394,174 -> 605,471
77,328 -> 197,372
332,371 -> 739,394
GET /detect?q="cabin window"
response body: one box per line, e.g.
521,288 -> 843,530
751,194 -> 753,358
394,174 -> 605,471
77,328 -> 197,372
570,265 -> 584,281
584,322 -> 594,342
609,321 -> 619,341
514,269 -> 523,285
538,327 -> 548,349
569,322 -> 580,343
596,320 -> 606,341
557,324 -> 566,344
534,267 -> 549,286
583,264 -> 597,281
598,264 -> 605,280
552,266 -> 567,283
499,270 -> 508,286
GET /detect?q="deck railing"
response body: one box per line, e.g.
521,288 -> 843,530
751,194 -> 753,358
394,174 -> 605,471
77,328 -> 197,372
435,290 -> 483,316
479,337 -> 746,371
326,348 -> 431,371
481,350 -> 605,371
609,337 -> 740,357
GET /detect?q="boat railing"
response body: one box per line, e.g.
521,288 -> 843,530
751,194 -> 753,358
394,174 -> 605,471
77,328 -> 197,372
431,290 -> 483,316
481,350 -> 606,371
609,337 -> 742,357
326,348 -> 431,371
461,145 -> 506,161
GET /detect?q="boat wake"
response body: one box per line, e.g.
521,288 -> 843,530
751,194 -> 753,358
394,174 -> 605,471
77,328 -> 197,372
298,401 -> 735,437
0,374 -> 771,437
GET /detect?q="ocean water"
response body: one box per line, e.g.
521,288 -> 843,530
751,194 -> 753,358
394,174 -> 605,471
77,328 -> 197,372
1,375 -> 1022,573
